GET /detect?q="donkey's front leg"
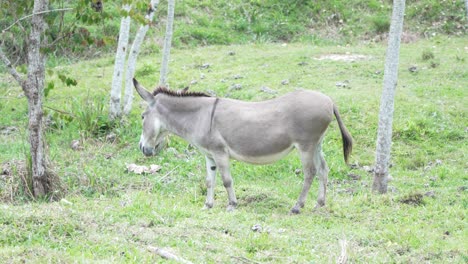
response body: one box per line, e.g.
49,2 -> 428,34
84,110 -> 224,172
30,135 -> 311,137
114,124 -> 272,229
213,155 -> 237,212
204,156 -> 216,209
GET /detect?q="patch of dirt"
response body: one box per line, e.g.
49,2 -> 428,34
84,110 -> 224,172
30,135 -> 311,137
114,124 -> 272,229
315,53 -> 372,62
0,126 -> 18,135
237,186 -> 290,210
365,31 -> 421,44
243,193 -> 269,204
401,32 -> 421,43
399,193 -> 425,206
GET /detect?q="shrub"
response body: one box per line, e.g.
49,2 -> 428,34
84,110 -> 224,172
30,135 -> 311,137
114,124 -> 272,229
372,15 -> 390,34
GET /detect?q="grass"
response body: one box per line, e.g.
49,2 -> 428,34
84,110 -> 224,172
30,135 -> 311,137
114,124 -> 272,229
1,0 -> 466,67
1,36 -> 467,262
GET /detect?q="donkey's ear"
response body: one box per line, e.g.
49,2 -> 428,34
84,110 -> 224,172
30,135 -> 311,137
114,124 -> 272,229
133,78 -> 155,104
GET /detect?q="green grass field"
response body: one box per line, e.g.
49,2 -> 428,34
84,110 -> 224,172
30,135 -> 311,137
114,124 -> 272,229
1,36 -> 467,262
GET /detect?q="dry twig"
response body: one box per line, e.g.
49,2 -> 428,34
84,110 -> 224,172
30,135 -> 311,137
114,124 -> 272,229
337,238 -> 348,264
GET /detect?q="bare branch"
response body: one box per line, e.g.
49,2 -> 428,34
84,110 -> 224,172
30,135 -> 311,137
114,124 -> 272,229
44,105 -> 74,117
0,46 -> 25,87
337,238 -> 348,264
1,7 -> 74,34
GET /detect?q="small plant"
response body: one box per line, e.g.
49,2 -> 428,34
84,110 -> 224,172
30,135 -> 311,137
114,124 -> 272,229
429,60 -> 440,68
72,96 -> 116,137
135,63 -> 157,77
455,55 -> 465,62
422,50 -> 435,61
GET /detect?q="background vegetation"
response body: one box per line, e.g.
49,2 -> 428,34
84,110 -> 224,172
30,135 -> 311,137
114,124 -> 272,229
0,0 -> 467,262
0,0 -> 466,66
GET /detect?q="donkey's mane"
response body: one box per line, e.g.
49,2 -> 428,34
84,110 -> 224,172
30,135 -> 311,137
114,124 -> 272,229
152,86 -> 211,98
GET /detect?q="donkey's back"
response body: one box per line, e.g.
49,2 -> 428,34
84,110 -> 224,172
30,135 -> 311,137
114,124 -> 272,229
211,90 -> 336,164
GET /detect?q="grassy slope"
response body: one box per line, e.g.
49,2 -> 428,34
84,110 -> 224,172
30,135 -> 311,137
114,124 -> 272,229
1,0 -> 466,68
0,37 -> 467,262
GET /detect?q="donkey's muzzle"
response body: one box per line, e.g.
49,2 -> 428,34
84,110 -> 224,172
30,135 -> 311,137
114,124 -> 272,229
142,146 -> 155,156
140,142 -> 155,156
140,142 -> 164,156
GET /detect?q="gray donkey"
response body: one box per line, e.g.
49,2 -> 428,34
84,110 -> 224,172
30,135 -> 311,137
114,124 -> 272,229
133,78 -> 352,214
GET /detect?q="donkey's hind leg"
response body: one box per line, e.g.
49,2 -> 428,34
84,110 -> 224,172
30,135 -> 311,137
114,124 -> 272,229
314,144 -> 329,209
213,154 -> 238,212
291,147 -> 318,214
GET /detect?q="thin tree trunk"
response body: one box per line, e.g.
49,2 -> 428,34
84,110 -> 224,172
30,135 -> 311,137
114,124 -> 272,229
109,4 -> 131,120
0,0 -> 50,197
159,0 -> 175,86
465,0 -> 468,22
373,0 -> 406,194
25,0 -> 50,197
123,0 -> 159,115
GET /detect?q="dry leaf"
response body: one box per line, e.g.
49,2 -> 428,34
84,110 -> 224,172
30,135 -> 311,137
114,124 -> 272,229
126,164 -> 161,174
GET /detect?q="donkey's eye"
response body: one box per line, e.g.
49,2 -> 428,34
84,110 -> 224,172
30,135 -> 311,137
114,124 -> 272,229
141,115 -> 144,120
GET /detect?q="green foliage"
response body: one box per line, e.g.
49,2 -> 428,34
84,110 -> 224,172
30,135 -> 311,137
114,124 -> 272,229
70,96 -> 116,137
1,0 -> 466,67
135,63 -> 157,77
372,15 -> 390,34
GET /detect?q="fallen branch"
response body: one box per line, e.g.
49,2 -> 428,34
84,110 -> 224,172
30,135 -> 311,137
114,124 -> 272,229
158,165 -> 180,182
230,256 -> 261,264
337,238 -> 348,264
147,246 -> 193,264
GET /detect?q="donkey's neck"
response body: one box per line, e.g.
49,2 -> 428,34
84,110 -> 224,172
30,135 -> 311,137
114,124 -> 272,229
155,94 -> 214,140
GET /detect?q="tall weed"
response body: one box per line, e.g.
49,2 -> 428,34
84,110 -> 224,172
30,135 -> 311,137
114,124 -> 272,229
72,96 -> 115,138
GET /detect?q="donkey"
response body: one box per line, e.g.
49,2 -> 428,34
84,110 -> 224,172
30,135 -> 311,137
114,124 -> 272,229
133,78 -> 352,214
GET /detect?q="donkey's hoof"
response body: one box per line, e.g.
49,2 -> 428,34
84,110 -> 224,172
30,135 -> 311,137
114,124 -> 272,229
226,205 -> 236,212
202,203 -> 213,210
313,202 -> 325,211
290,207 -> 301,215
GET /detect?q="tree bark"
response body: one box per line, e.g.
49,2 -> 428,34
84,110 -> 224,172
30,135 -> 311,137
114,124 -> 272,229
0,0 -> 50,197
465,0 -> 468,22
123,0 -> 159,115
25,0 -> 50,197
159,0 -> 175,87
373,0 -> 406,194
109,4 -> 132,120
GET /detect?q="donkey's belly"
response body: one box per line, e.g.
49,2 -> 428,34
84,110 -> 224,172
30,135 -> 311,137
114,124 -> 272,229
228,145 -> 294,165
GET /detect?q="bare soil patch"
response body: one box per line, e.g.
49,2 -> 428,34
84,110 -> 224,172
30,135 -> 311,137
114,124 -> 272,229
314,53 -> 372,62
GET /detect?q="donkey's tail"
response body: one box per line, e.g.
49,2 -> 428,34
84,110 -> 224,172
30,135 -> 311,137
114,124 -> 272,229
333,104 -> 353,164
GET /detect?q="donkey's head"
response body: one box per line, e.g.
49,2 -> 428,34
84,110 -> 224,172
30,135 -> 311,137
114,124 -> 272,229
133,78 -> 167,156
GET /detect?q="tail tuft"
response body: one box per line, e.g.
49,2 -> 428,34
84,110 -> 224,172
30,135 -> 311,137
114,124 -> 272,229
333,104 -> 353,164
